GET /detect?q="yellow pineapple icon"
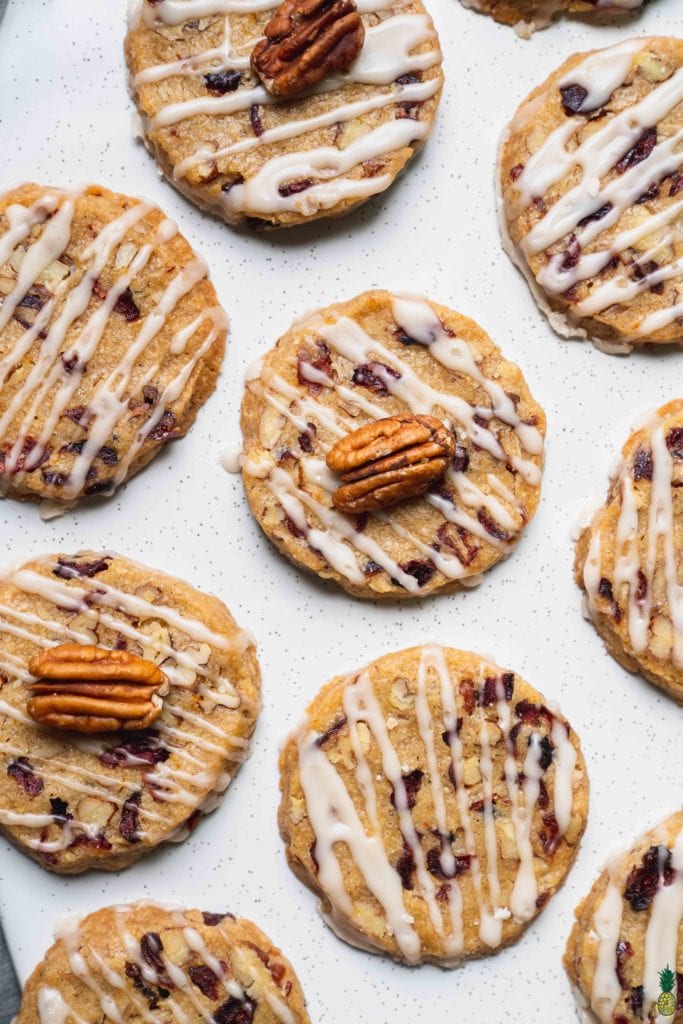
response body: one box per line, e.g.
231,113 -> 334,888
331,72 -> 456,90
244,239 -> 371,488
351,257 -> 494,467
657,966 -> 677,1017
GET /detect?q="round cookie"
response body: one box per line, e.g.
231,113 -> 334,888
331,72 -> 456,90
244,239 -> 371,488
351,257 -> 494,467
0,183 -> 226,505
460,0 -> 644,32
125,0 -> 443,228
0,551 -> 260,874
279,644 -> 588,965
499,37 -> 683,352
565,811 -> 683,1024
17,902 -> 310,1024
575,400 -> 683,702
239,290 -> 546,600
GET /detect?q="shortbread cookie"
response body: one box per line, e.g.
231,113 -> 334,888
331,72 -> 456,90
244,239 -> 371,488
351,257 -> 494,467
461,0 -> 644,32
499,38 -> 683,352
279,645 -> 588,964
18,902 -> 310,1024
125,0 -> 443,228
576,401 -> 683,701
0,183 -> 226,505
565,811 -> 683,1024
0,551 -> 260,873
239,290 -> 546,600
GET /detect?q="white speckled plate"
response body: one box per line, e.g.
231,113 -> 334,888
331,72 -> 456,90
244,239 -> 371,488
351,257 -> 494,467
0,0 -> 681,1020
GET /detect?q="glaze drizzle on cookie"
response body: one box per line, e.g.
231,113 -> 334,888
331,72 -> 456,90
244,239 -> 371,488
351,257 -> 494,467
290,645 -> 582,963
242,296 -> 544,594
129,0 -> 442,219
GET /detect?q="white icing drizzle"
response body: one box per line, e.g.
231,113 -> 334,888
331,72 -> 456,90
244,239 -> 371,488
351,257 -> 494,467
131,0 -> 441,217
0,188 -> 223,499
293,646 -> 578,961
583,407 -> 683,670
505,38 -> 683,338
0,555 -> 252,855
243,299 -> 543,592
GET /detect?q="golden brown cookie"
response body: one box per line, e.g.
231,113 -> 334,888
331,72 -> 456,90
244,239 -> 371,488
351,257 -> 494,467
575,400 -> 683,702
499,37 -> 683,352
461,0 -> 645,32
0,551 -> 260,874
0,183 -> 226,505
279,644 -> 588,964
239,290 -> 546,600
17,902 -> 310,1024
125,0 -> 443,228
565,811 -> 683,1024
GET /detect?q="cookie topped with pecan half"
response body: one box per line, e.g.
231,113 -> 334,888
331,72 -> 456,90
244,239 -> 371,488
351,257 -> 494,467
0,183 -> 226,506
280,645 -> 588,964
238,290 -> 546,600
125,0 -> 443,228
0,551 -> 260,874
17,903 -> 310,1024
459,0 -> 644,34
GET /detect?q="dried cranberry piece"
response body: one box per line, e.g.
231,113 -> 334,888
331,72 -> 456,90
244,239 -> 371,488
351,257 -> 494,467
140,932 -> 172,986
537,735 -> 553,771
510,163 -> 524,181
633,447 -> 653,480
50,797 -> 72,822
125,962 -> 164,1009
427,848 -> 471,879
98,446 -> 118,465
396,839 -> 416,890
391,769 -> 423,810
250,105 -> 264,137
284,515 -> 305,540
204,70 -> 241,94
598,576 -> 615,602
214,996 -> 256,1024
577,202 -> 613,228
436,523 -> 478,568
0,437 -> 51,475
221,175 -> 245,194
539,811 -> 559,854
515,700 -> 552,726
452,444 -> 469,473
616,940 -> 633,988
636,183 -> 660,204
670,174 -> 683,198
100,733 -> 169,768
624,845 -> 674,911
63,405 -> 87,425
278,179 -> 313,197
351,361 -> 400,394
114,288 -> 140,322
202,911 -> 234,926
296,340 -> 333,393
396,73 -> 420,85
61,354 -> 80,374
666,427 -> 683,459
396,100 -> 421,120
7,757 -> 43,796
399,559 -> 435,587
477,510 -> 512,542
479,672 -> 514,707
628,986 -> 644,1017
68,832 -> 112,851
190,965 -> 221,1000
54,556 -> 111,579
616,127 -> 657,174
560,83 -> 588,116
316,716 -> 347,748
147,410 -> 178,441
460,679 -> 476,715
363,560 -> 382,576
119,790 -> 142,843
560,235 -> 581,272
298,431 -> 313,453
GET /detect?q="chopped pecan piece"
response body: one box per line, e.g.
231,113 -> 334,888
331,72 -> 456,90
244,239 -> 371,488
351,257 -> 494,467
326,413 -> 455,514
26,645 -> 169,734
251,0 -> 364,98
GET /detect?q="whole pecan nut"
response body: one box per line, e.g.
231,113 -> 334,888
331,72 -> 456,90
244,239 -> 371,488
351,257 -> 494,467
250,0 -> 365,99
26,644 -> 170,734
326,413 -> 456,513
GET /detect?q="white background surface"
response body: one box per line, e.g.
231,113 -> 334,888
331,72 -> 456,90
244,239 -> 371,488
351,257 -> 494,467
0,0 -> 681,1020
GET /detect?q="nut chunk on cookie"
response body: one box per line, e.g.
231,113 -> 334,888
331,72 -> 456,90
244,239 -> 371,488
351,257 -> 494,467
125,0 -> 443,227
0,184 -> 227,505
575,400 -> 683,701
499,37 -> 683,352
17,903 -> 310,1024
279,645 -> 588,964
239,290 -> 546,600
565,811 -> 683,1024
0,552 -> 260,873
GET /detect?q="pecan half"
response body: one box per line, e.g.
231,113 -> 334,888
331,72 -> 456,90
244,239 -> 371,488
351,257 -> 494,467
26,645 -> 169,734
326,413 -> 455,513
250,0 -> 364,99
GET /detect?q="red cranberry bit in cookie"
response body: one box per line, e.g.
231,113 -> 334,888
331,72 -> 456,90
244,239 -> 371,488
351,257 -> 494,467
399,559 -> 435,587
667,428 -> 683,458
119,790 -> 142,843
214,996 -> 256,1024
296,340 -> 333,393
205,70 -> 242,94
624,845 -> 674,911
560,83 -> 589,116
148,410 -> 178,441
7,757 -> 43,796
189,965 -> 222,999
633,447 -> 653,480
278,179 -> 314,197
615,127 -> 657,174
351,361 -> 400,394
390,768 -> 423,810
